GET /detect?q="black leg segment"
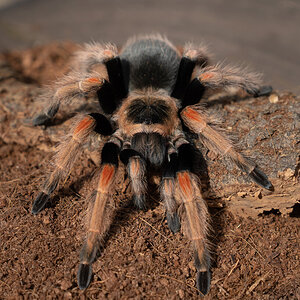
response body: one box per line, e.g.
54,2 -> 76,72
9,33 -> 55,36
163,152 -> 178,178
119,149 -> 142,165
33,104 -> 59,126
77,263 -> 93,290
31,192 -> 50,214
249,85 -> 273,97
181,78 -> 206,108
96,81 -> 118,114
171,57 -> 196,100
101,142 -> 120,166
32,176 -> 59,214
89,113 -> 113,136
196,271 -> 211,296
249,167 -> 274,191
194,250 -> 211,296
177,143 -> 195,172
105,57 -> 128,100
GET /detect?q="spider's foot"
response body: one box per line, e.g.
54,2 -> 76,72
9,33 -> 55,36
133,194 -> 147,211
33,105 -> 59,126
253,85 -> 273,97
196,270 -> 211,296
249,167 -> 274,191
32,192 -> 50,214
32,113 -> 52,126
166,212 -> 181,233
77,263 -> 93,290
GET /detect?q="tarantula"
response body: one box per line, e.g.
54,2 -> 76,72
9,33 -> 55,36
31,34 -> 273,295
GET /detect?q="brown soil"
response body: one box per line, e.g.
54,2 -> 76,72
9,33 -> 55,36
0,43 -> 299,299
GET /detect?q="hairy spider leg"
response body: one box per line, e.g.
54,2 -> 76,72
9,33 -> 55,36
33,75 -> 106,126
194,64 -> 272,97
181,106 -> 273,190
175,143 -> 211,296
120,149 -> 147,210
33,44 -> 128,125
172,49 -> 271,111
78,141 -> 120,290
75,43 -> 127,113
31,113 -> 113,214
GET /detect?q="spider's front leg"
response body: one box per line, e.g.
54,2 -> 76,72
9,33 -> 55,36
31,113 -> 113,214
181,105 -> 273,190
78,140 -> 121,289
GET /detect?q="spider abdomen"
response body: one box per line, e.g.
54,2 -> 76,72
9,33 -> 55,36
120,37 -> 181,92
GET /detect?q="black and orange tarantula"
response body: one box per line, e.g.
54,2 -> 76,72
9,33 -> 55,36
31,34 -> 273,295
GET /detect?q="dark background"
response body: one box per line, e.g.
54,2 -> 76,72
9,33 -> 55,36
0,0 -> 299,93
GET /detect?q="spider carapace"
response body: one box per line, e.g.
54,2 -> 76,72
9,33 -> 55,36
31,35 -> 273,296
